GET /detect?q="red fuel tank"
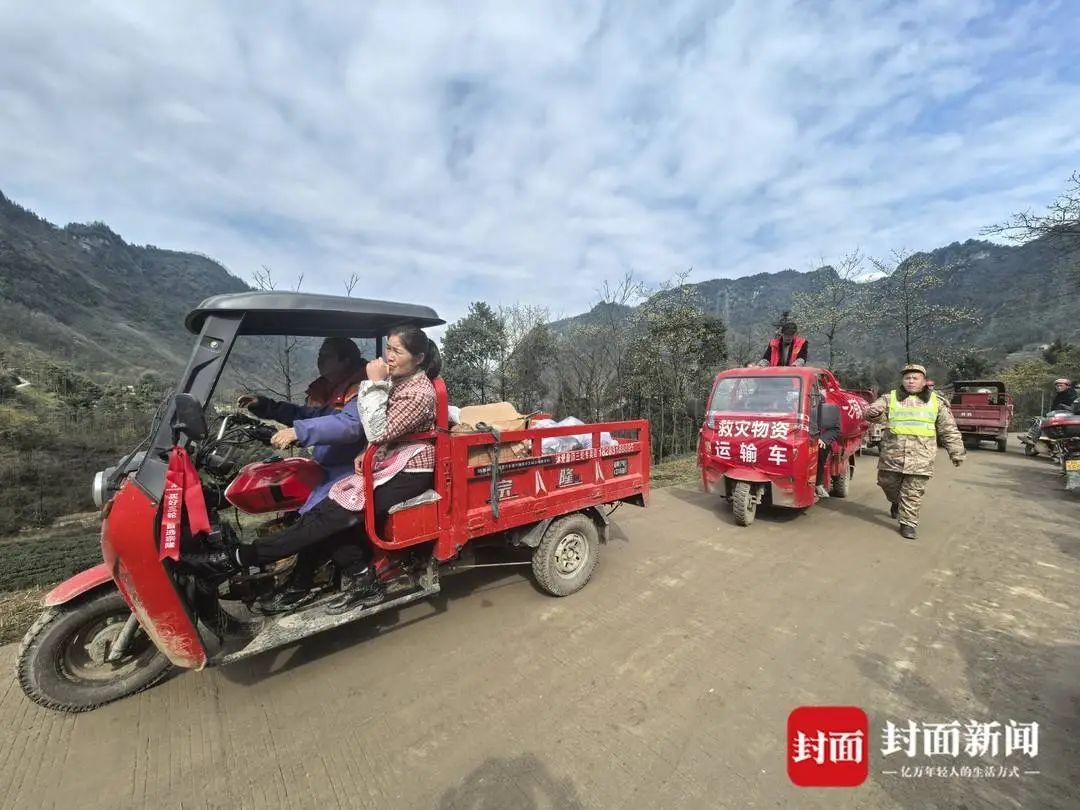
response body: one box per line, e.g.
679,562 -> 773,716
828,388 -> 870,440
224,457 -> 325,514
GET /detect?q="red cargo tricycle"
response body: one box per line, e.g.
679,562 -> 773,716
18,292 -> 650,712
945,380 -> 1014,452
697,367 -> 867,526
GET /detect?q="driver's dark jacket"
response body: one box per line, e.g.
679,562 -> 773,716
1051,387 -> 1077,412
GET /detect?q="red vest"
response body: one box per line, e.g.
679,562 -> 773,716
768,336 -> 806,367
305,370 -> 366,410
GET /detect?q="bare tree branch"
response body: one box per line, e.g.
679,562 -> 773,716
791,248 -> 867,368
866,251 -> 979,364
248,267 -> 305,400
982,171 -> 1080,245
251,265 -> 276,291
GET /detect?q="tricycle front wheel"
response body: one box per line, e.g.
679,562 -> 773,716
532,514 -> 600,596
18,588 -> 171,713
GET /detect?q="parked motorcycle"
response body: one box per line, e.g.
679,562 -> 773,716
1040,408 -> 1080,493
1019,414 -> 1067,463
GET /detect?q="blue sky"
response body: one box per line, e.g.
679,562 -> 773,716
1,0 -> 1078,325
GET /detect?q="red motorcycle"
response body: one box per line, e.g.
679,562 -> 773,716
1041,408 -> 1080,493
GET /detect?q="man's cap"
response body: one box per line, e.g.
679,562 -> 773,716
1054,377 -> 1071,385
901,363 -> 927,376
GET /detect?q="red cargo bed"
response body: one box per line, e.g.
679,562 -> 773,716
365,383 -> 650,562
946,382 -> 1014,449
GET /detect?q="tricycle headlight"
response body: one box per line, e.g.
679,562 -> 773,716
92,470 -> 107,508
92,467 -> 118,508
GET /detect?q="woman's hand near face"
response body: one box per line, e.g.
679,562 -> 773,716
367,358 -> 390,382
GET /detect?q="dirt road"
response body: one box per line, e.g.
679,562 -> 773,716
1,447 -> 1077,809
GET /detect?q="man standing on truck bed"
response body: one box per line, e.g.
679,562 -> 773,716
864,363 -> 965,540
756,313 -> 808,367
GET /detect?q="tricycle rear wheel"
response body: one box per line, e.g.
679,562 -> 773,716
732,481 -> 757,526
532,514 -> 600,596
17,588 -> 171,713
996,438 -> 1007,453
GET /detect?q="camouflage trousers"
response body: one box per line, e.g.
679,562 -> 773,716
877,470 -> 929,528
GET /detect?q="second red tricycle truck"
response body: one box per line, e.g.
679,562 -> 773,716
697,366 -> 868,526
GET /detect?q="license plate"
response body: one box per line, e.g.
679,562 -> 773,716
1066,459 -> 1080,471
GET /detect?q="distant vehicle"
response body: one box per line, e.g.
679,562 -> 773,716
944,380 -> 1014,452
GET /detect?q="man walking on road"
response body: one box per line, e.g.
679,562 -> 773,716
864,363 -> 965,540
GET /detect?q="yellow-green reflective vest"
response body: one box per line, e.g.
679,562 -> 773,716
888,389 -> 938,437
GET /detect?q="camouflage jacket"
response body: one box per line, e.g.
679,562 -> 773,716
866,389 -> 965,476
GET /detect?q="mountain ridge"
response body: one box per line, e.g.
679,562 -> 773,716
0,190 -> 249,379
553,238 -> 1078,367
3,189 -> 1077,381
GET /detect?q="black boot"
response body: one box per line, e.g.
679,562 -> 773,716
257,555 -> 321,614
890,501 -> 900,520
258,583 -> 319,614
183,548 -> 241,577
325,565 -> 385,614
899,524 -> 917,540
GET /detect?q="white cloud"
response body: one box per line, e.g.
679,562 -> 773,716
1,0 -> 1078,325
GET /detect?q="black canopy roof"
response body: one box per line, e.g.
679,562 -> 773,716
185,292 -> 444,337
